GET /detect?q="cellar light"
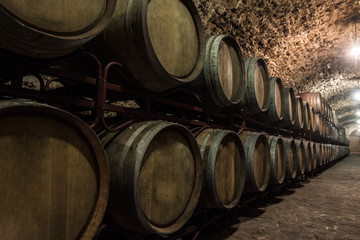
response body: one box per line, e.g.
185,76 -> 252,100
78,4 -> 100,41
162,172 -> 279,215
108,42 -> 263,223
357,111 -> 360,116
354,91 -> 360,101
352,46 -> 360,57
357,120 -> 360,124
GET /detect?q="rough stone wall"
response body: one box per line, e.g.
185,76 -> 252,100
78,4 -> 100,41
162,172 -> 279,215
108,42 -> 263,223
195,0 -> 360,135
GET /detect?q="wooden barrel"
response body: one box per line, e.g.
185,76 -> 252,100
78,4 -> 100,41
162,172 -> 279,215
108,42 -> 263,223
331,126 -> 340,143
321,117 -> 328,139
293,96 -> 304,130
329,106 -> 334,123
294,140 -> 305,175
302,101 -> 311,132
303,141 -> 313,172
239,131 -> 270,192
196,129 -> 245,208
239,58 -> 270,115
297,93 -> 323,114
281,87 -> 296,127
256,77 -> 284,122
323,102 -> 329,120
0,99 -> 109,240
192,35 -> 245,110
0,0 -> 116,58
323,144 -> 329,165
101,120 -> 202,234
89,0 -> 205,92
314,113 -> 322,136
320,97 -> 326,116
310,106 -> 316,133
266,136 -> 286,184
282,138 -> 298,179
333,110 -> 340,128
311,142 -> 317,170
315,142 -> 323,168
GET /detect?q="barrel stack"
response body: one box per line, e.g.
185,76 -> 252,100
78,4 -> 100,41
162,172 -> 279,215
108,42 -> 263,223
0,1 -> 351,239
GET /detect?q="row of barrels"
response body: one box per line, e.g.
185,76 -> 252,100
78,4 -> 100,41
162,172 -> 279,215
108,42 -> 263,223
0,100 -> 350,239
0,0 -> 347,145
297,92 -> 340,127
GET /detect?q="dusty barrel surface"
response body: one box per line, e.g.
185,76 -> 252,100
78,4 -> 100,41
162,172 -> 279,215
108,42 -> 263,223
281,87 -> 296,127
239,131 -> 270,192
266,135 -> 286,185
193,35 -> 245,110
282,138 -> 298,179
196,129 -> 245,209
101,120 -> 202,234
239,58 -> 270,115
0,0 -> 116,58
294,140 -> 306,175
90,0 -> 205,92
0,99 -> 109,240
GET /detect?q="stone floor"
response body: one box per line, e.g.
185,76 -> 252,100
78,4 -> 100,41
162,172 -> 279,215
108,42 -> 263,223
196,153 -> 360,240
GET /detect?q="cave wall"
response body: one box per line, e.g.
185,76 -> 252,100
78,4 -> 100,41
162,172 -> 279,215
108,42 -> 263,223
195,0 -> 360,136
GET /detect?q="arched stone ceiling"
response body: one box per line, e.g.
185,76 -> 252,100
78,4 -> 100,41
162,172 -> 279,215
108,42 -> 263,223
195,0 -> 360,136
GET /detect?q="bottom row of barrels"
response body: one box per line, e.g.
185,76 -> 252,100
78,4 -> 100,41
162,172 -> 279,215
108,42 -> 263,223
0,100 -> 350,239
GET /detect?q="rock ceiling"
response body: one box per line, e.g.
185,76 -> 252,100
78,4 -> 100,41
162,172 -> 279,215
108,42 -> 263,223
195,0 -> 360,136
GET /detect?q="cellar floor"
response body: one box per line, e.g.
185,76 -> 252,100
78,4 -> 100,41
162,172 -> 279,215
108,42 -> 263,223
196,154 -> 360,240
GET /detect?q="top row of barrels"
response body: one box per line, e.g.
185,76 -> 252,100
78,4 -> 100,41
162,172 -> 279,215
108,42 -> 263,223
0,1 -> 343,134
